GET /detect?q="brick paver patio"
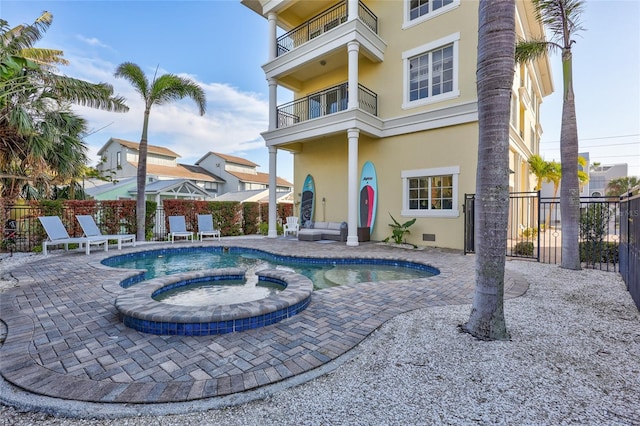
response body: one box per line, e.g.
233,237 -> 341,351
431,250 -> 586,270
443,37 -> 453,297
0,238 -> 527,404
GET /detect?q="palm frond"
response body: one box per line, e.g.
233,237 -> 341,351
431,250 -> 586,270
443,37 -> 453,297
114,62 -> 149,99
532,0 -> 585,46
515,39 -> 557,64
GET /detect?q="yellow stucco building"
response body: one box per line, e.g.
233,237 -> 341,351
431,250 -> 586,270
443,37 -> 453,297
242,0 -> 553,249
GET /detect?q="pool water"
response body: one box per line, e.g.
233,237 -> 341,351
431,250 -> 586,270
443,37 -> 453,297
153,278 -> 284,306
105,248 -> 435,290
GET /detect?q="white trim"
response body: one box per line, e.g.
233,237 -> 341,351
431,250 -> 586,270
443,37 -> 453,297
402,33 -> 460,110
402,0 -> 460,30
401,166 -> 460,218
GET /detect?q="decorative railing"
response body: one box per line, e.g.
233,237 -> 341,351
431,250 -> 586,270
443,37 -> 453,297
276,1 -> 378,57
276,83 -> 377,129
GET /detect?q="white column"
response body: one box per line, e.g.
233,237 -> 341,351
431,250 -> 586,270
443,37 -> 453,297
347,41 -> 360,110
268,78 -> 278,131
348,0 -> 358,21
268,13 -> 278,61
347,129 -> 359,246
268,146 -> 278,238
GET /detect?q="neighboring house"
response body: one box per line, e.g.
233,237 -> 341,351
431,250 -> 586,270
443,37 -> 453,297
96,138 -> 224,197
196,151 -> 293,194
84,177 -> 212,203
241,0 -> 553,247
589,163 -> 628,198
94,138 -> 294,202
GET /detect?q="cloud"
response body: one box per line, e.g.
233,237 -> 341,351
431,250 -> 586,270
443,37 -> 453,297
60,52 -> 293,181
75,34 -> 111,50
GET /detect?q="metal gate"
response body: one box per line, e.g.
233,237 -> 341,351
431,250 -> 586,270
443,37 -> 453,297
463,192 -> 621,270
464,191 -> 539,260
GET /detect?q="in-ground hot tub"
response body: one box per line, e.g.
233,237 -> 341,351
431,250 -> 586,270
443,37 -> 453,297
114,268 -> 313,336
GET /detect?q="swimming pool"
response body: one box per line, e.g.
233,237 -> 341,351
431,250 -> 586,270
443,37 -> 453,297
102,246 -> 439,290
105,246 -> 440,336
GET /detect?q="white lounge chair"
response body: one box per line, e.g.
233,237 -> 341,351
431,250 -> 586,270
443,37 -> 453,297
168,216 -> 194,243
283,216 -> 299,237
76,215 -> 136,250
197,214 -> 221,241
38,216 -> 108,256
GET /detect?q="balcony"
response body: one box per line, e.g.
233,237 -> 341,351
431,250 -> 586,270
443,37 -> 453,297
277,83 -> 377,129
276,1 -> 378,57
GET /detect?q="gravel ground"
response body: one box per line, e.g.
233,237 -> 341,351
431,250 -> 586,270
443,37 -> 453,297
1,252 -> 639,425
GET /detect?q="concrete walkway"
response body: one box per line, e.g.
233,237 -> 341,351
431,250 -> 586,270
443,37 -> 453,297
0,238 -> 527,414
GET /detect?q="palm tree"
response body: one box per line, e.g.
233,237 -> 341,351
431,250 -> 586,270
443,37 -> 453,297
0,12 -> 128,202
515,0 -> 585,270
114,63 -> 206,241
543,157 -> 588,229
462,0 -> 515,341
606,176 -> 640,197
528,154 -> 550,191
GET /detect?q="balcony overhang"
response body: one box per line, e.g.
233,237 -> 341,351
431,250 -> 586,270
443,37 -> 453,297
263,109 -> 383,147
263,19 -> 386,91
263,101 -> 479,150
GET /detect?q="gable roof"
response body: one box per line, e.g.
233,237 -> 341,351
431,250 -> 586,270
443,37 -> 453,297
226,170 -> 293,187
141,179 -> 212,198
97,138 -> 181,159
196,151 -> 259,168
129,162 -> 225,183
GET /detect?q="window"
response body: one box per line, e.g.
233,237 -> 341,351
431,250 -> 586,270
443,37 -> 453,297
402,33 -> 460,108
404,0 -> 459,27
401,166 -> 459,217
116,151 -> 121,168
410,0 -> 453,20
409,45 -> 453,101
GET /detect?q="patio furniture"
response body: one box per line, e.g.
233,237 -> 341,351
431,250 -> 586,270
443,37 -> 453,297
168,216 -> 194,243
76,215 -> 136,250
298,221 -> 348,242
197,214 -> 221,241
283,216 -> 299,237
38,216 -> 108,256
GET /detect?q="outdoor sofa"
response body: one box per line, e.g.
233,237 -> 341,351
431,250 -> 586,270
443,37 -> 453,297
297,221 -> 348,242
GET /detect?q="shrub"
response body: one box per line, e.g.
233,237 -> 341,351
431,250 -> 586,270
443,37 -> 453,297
579,241 -> 619,264
514,241 -> 534,256
580,204 -> 614,266
521,227 -> 538,239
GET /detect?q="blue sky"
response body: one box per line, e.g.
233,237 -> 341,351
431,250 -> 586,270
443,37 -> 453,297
2,0 -> 639,181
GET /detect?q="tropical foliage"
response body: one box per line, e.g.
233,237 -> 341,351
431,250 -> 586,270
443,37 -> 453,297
606,176 -> 639,197
462,0 -> 515,341
114,62 -> 206,241
516,0 -> 585,270
384,213 -> 416,245
0,12 -> 128,202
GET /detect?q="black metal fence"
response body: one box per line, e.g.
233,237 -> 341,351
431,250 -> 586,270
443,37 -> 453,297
2,203 -> 169,253
464,192 -> 623,271
620,192 -> 640,310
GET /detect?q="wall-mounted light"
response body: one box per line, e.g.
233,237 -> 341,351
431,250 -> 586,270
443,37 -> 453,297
322,197 -> 326,205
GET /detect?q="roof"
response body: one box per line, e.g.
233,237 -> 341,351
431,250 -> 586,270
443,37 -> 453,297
141,179 -> 211,197
196,151 -> 259,168
213,189 -> 293,203
97,138 -> 181,159
84,177 -> 136,197
226,170 -> 293,187
129,162 -> 224,183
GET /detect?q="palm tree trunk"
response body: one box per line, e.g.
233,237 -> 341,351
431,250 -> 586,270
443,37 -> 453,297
136,110 -> 151,242
559,48 -> 581,270
462,0 -> 513,341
